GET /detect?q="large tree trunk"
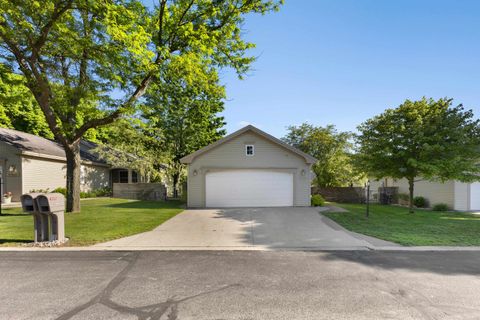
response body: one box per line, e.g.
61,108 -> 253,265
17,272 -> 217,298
65,140 -> 81,213
408,177 -> 415,214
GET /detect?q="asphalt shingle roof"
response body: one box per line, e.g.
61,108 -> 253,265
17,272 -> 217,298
0,127 -> 106,164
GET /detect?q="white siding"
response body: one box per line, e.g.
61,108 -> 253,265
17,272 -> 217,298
187,131 -> 312,207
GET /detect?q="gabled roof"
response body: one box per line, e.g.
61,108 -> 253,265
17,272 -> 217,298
0,127 -> 107,165
180,125 -> 317,164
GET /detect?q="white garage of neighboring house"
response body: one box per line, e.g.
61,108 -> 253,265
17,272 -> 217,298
370,178 -> 480,211
180,125 -> 317,208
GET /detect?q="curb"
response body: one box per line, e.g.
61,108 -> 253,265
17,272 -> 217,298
2,245 -> 480,252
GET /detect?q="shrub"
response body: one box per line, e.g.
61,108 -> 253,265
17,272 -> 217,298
311,194 -> 325,207
398,193 -> 410,201
29,188 -> 50,193
79,187 -> 112,198
52,187 -> 67,196
413,196 -> 428,208
95,187 -> 112,197
28,187 -> 111,198
432,203 -> 449,211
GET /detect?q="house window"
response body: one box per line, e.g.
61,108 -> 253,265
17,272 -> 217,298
119,170 -> 129,183
131,171 -> 138,183
246,144 -> 254,156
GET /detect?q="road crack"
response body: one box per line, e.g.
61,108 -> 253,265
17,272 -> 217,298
55,252 -> 240,320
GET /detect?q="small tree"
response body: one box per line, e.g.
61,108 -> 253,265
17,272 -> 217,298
143,54 -> 226,197
283,123 -> 361,187
356,97 -> 480,213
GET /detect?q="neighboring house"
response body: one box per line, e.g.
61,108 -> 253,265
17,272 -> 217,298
181,125 -> 317,208
370,177 -> 480,211
0,128 -> 141,202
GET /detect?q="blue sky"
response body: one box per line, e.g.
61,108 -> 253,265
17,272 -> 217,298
220,0 -> 480,137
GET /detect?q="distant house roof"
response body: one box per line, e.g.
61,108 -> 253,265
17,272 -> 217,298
180,125 -> 317,164
0,127 -> 107,165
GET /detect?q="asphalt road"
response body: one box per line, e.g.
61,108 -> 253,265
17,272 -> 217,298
1,250 -> 479,320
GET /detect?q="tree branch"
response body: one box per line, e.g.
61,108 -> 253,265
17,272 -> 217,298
73,72 -> 155,140
31,0 -> 74,62
158,0 -> 167,46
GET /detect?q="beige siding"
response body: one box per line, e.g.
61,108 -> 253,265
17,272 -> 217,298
22,156 -> 67,193
0,141 -> 23,201
187,131 -> 312,207
81,164 -> 110,192
454,181 -> 469,211
22,156 -> 110,193
379,178 -> 455,208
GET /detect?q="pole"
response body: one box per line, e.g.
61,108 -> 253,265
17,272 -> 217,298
366,180 -> 370,218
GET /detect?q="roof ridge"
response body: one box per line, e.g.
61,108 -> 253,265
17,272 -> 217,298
180,125 -> 317,164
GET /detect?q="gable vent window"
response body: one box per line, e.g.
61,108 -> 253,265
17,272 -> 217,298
246,145 -> 255,156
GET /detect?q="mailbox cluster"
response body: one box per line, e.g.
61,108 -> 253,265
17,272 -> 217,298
20,193 -> 66,243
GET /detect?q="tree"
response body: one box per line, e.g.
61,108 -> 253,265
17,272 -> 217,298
0,0 -> 281,212
143,53 -> 226,197
0,65 -> 53,138
356,97 -> 480,213
283,123 -> 361,187
93,118 -> 164,183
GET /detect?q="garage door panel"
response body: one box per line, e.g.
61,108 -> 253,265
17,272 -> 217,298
470,182 -> 480,210
206,170 -> 293,207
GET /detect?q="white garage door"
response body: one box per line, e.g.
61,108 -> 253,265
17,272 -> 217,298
470,182 -> 480,210
205,170 -> 293,207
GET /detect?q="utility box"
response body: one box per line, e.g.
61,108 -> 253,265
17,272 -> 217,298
20,193 -> 49,242
36,193 -> 65,242
20,193 -> 66,243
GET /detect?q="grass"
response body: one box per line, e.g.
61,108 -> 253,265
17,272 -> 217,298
0,198 -> 184,246
324,203 -> 480,246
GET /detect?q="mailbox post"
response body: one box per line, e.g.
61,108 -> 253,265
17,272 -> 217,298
36,193 -> 65,242
20,193 -> 48,242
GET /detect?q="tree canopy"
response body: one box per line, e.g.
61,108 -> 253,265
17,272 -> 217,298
0,0 -> 281,211
283,123 -> 361,187
143,52 -> 226,196
356,97 -> 480,212
0,65 -> 53,138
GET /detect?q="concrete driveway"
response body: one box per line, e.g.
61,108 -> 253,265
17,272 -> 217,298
96,207 -> 382,250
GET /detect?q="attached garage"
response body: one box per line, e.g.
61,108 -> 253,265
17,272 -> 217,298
181,125 -> 316,208
205,169 -> 294,207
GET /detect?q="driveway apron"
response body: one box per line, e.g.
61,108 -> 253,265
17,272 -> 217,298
94,207 -> 373,250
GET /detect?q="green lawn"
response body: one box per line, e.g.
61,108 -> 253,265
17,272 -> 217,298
0,198 -> 184,246
324,203 -> 480,246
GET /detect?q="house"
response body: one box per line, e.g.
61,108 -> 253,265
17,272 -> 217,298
369,177 -> 480,211
0,127 -> 141,202
180,125 -> 317,208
